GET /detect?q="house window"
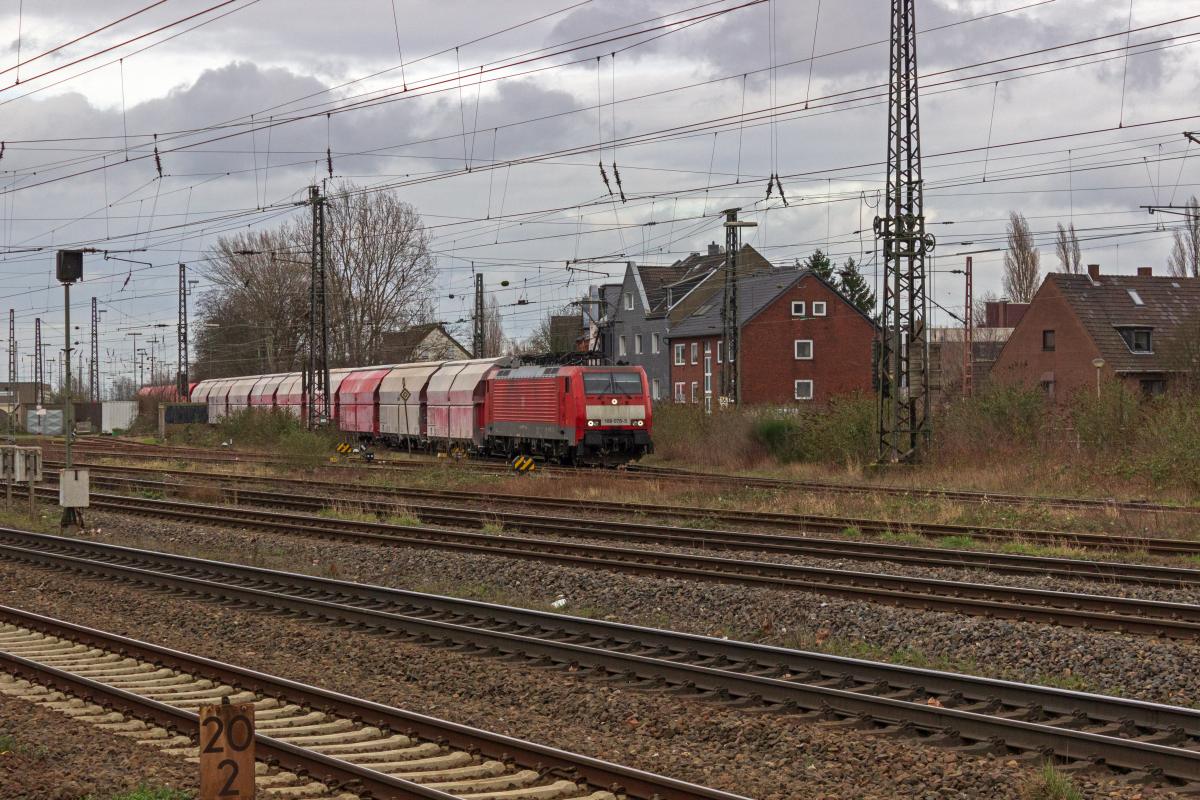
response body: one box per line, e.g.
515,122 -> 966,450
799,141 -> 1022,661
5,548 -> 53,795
652,378 -> 661,400
674,382 -> 685,402
794,380 -> 813,400
674,344 -> 685,366
717,340 -> 723,363
791,301 -> 806,317
1128,289 -> 1144,306
1117,327 -> 1153,353
690,382 -> 698,403
651,333 -> 660,354
1042,330 -> 1055,351
690,342 -> 698,364
1040,380 -> 1055,398
1140,378 -> 1166,397
634,334 -> 643,355
618,335 -> 627,357
794,339 -> 813,360
624,292 -> 634,311
812,301 -> 827,316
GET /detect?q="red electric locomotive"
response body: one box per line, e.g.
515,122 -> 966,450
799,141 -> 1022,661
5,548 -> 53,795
484,364 -> 652,465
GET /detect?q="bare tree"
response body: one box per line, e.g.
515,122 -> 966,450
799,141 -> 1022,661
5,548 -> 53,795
195,228 -> 310,378
1002,211 -> 1041,302
193,183 -> 437,377
518,305 -> 579,355
1053,222 -> 1082,274
323,183 -> 437,365
1168,195 -> 1200,278
482,293 -> 505,357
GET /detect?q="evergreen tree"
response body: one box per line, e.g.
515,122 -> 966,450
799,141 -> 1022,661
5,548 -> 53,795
803,248 -> 835,281
837,257 -> 876,316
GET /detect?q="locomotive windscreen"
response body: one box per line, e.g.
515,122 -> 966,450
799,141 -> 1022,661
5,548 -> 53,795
583,371 -> 643,395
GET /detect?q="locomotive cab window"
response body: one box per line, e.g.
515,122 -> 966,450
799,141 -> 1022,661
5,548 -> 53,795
584,371 -> 643,395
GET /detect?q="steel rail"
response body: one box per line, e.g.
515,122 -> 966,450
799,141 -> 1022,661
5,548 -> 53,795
42,457 -> 1200,560
0,651 -> 461,800
2,537 -> 1199,783
44,439 -> 1200,516
47,469 -> 1200,587
0,604 -> 741,800
48,491 -> 1200,638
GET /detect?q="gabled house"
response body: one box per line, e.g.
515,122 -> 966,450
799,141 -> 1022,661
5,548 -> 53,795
603,242 -> 773,403
666,267 -> 876,408
381,322 -> 471,363
992,264 -> 1200,399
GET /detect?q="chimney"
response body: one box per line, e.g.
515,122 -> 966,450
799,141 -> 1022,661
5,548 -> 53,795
707,242 -> 721,257
1137,266 -> 1153,276
1087,264 -> 1101,280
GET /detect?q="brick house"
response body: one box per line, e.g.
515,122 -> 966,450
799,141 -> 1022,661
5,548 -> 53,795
600,243 -> 772,403
666,268 -> 876,408
992,264 -> 1200,400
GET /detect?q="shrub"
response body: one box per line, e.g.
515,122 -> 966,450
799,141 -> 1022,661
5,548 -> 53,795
750,394 -> 875,465
650,404 -> 764,468
1070,381 -> 1138,451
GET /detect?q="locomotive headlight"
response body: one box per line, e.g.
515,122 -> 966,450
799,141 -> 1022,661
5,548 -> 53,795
587,419 -> 596,427
635,419 -> 644,427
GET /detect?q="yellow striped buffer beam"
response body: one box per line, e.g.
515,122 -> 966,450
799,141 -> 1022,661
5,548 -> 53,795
511,455 -> 537,474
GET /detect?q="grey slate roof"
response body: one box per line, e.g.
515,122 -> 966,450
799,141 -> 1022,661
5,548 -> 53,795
1051,273 -> 1200,373
635,264 -> 691,312
667,268 -> 810,338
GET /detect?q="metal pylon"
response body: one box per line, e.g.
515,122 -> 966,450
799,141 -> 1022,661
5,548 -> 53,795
874,0 -> 934,463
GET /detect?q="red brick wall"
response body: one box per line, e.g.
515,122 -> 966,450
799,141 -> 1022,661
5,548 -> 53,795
667,336 -> 720,404
992,279 -> 1106,400
668,275 -> 875,405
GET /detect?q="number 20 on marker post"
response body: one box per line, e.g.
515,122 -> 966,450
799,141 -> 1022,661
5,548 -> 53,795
199,701 -> 256,799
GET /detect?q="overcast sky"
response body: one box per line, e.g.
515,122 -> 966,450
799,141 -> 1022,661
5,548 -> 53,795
0,0 -> 1197,388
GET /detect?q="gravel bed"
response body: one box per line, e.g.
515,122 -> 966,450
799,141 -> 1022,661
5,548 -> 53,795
0,556 -> 1177,800
0,689 -> 197,799
139,494 -> 1200,604
80,510 -> 1200,707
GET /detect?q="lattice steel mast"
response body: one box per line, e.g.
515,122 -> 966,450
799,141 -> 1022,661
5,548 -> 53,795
306,185 -> 331,428
90,297 -> 99,402
177,264 -> 189,398
874,0 -> 935,462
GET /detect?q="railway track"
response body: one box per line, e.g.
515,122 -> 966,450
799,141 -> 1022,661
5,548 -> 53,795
44,459 -> 1200,561
3,535 -> 1199,785
0,605 -> 738,800
15,487 -> 1200,638
45,437 -> 1200,517
47,468 -> 1200,587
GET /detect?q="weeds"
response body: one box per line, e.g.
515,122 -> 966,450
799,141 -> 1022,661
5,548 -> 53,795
480,521 -> 506,535
936,534 -> 978,550
1022,762 -> 1083,800
0,733 -> 14,753
89,787 -> 194,800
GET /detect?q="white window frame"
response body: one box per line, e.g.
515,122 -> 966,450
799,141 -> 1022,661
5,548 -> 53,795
795,380 -> 814,401
634,334 -> 643,355
624,292 -> 634,311
812,301 -> 827,316
794,339 -> 813,360
690,342 -> 699,364
674,382 -> 685,402
716,340 -> 723,364
791,301 -> 806,317
651,332 -> 660,354
618,335 -> 627,357
652,378 -> 661,400
690,382 -> 698,403
673,343 -> 685,366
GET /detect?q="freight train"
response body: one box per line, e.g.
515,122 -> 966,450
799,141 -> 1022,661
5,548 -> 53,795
189,357 -> 653,464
